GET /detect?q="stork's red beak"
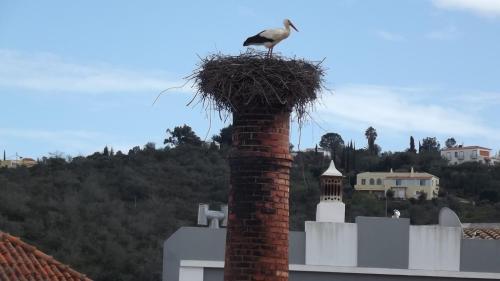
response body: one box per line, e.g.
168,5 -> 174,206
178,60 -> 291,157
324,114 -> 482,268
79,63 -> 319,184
290,22 -> 298,32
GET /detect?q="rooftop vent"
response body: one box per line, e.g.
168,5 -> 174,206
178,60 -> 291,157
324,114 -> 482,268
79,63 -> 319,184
197,203 -> 228,229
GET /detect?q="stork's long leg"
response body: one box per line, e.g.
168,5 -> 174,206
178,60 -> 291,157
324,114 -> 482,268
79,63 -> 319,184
270,47 -> 274,58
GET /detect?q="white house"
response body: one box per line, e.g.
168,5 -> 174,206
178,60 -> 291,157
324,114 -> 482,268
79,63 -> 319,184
441,146 -> 492,165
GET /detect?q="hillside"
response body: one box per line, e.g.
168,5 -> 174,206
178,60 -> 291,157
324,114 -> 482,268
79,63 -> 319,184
1,127 -> 500,281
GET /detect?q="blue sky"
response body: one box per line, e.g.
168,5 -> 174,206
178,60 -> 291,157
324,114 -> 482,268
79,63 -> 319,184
1,0 -> 500,159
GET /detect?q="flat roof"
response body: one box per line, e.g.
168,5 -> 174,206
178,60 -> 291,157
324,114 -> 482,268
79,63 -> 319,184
442,146 -> 491,151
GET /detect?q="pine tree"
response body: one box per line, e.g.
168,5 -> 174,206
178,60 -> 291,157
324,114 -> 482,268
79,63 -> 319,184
352,142 -> 356,171
409,136 -> 417,153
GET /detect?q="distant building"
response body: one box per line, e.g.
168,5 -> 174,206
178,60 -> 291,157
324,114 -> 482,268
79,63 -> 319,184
0,231 -> 92,281
354,168 -> 439,200
441,145 -> 492,165
0,158 -> 37,168
304,147 -> 331,158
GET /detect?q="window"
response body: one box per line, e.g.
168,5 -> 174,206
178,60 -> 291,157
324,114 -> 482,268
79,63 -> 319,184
471,150 -> 478,159
454,151 -> 458,157
420,179 -> 426,186
458,151 -> 464,160
369,178 -> 375,185
376,178 -> 382,185
446,152 -> 451,160
396,179 -> 402,186
361,179 -> 366,185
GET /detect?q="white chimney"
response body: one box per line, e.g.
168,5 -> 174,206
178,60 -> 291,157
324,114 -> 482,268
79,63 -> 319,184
316,160 -> 345,222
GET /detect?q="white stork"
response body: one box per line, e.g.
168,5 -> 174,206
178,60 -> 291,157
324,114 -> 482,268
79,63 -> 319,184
243,19 -> 298,58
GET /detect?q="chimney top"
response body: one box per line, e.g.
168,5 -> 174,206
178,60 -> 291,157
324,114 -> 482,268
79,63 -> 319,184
321,160 -> 342,177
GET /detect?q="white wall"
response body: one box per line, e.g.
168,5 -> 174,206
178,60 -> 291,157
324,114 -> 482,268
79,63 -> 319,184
409,225 -> 461,271
179,266 -> 203,281
305,221 -> 357,267
316,201 -> 345,223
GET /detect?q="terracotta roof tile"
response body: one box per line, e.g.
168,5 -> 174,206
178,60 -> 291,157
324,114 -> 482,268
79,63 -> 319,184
0,231 -> 92,281
463,228 -> 500,240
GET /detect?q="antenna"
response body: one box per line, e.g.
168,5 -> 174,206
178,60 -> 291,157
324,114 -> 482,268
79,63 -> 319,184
197,203 -> 228,229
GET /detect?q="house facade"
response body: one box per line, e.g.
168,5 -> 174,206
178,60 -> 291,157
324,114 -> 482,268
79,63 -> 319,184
354,168 -> 439,200
441,146 -> 492,165
0,158 -> 37,168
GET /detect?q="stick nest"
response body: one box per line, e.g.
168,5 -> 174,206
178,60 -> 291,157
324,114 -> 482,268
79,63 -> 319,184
189,51 -> 326,121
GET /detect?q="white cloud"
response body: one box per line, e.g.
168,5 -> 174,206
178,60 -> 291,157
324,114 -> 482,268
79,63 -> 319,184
432,0 -> 500,17
376,30 -> 404,41
0,49 -> 190,94
427,25 -> 460,40
315,85 -> 500,141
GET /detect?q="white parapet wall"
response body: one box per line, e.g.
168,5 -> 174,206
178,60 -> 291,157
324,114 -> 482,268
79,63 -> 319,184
179,265 -> 204,281
409,225 -> 462,271
316,201 -> 345,223
305,221 -> 357,267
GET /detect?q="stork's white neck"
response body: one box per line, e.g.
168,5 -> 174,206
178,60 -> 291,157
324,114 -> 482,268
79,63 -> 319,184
284,22 -> 291,32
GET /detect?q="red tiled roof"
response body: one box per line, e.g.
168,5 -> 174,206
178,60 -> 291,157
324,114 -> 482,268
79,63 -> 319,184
463,228 -> 500,240
0,231 -> 92,281
442,146 -> 491,151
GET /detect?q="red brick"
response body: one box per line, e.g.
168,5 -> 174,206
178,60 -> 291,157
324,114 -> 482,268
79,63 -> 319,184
224,109 -> 291,281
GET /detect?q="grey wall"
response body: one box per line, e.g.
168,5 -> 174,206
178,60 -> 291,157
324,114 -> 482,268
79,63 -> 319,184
203,268 -> 489,281
290,272 -> 489,281
163,227 -> 226,281
461,239 -> 500,273
356,217 -> 410,269
204,268 -> 223,281
163,227 -> 305,281
289,231 -> 305,264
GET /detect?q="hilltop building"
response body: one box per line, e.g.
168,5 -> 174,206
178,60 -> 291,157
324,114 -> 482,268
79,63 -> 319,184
354,168 -> 439,200
441,145 -> 494,165
0,156 -> 37,168
1,150 -> 37,168
162,162 -> 499,281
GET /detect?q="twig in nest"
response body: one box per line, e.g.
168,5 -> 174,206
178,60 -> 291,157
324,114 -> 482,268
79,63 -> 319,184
152,80 -> 192,106
191,50 -> 326,125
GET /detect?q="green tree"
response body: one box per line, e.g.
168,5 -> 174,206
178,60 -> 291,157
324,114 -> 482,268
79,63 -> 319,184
408,136 -> 417,153
212,125 -> 233,147
319,133 -> 344,164
365,126 -> 378,154
164,124 -> 202,147
445,137 -> 457,148
420,137 -> 440,152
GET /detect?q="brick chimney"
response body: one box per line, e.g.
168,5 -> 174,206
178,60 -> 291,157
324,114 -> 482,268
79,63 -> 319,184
224,108 -> 292,281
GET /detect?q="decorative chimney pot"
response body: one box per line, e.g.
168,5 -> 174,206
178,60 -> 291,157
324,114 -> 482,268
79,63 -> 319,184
316,160 -> 345,222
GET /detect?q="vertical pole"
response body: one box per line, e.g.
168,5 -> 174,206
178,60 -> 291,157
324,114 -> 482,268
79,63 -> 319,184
224,108 -> 292,281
